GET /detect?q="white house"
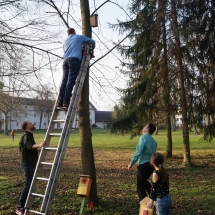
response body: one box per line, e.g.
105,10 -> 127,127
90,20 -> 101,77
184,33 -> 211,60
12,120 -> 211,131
175,111 -> 183,127
95,111 -> 112,128
175,111 -> 206,128
0,97 -> 99,131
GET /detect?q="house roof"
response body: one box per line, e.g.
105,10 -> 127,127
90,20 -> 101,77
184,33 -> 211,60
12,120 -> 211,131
95,111 -> 112,122
16,97 -> 38,105
1,94 -> 97,109
89,101 -> 97,110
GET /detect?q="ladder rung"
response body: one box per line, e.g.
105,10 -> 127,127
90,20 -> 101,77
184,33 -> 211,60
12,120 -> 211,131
52,120 -> 65,123
31,193 -> 45,198
56,107 -> 68,110
49,133 -> 61,136
28,209 -> 45,215
40,162 -> 53,165
36,177 -> 49,181
44,147 -> 58,150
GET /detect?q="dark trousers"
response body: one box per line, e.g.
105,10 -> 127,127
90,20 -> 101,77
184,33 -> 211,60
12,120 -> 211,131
18,163 -> 36,209
137,162 -> 154,201
58,57 -> 81,105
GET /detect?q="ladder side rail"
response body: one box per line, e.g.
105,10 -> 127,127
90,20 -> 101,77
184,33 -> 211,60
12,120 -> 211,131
40,46 -> 91,213
43,54 -> 90,214
42,82 -> 65,147
24,51 -> 74,213
25,108 -> 61,210
25,44 -> 91,214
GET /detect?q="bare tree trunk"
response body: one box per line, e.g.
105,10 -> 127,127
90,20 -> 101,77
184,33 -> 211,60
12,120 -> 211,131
154,124 -> 158,135
171,0 -> 191,166
3,113 -> 8,135
39,111 -> 43,129
171,115 -> 176,131
79,0 -> 97,203
159,0 -> 173,158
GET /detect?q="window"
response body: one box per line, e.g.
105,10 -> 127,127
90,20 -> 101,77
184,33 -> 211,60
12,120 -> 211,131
34,123 -> 36,126
44,113 -> 47,118
25,106 -> 27,109
16,122 -> 19,127
44,123 -> 46,126
180,118 -> 182,121
34,114 -> 36,117
25,113 -> 27,117
176,118 -> 179,121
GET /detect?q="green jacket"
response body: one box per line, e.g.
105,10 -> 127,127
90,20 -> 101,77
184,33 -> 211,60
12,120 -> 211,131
19,131 -> 38,165
130,133 -> 157,166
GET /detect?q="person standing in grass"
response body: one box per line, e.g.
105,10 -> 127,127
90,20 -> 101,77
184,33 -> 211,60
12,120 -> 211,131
11,130 -> 15,141
16,120 -> 46,215
146,152 -> 171,215
127,123 -> 157,201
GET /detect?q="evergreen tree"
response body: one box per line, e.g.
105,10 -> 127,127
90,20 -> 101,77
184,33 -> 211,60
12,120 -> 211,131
111,0 -> 215,165
181,0 -> 215,140
111,0 -> 176,155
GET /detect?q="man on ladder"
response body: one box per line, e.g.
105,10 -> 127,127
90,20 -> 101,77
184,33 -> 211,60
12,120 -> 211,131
57,28 -> 95,108
16,29 -> 95,215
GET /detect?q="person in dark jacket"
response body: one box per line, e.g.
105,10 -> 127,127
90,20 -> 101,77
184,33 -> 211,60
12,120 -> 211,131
16,120 -> 46,215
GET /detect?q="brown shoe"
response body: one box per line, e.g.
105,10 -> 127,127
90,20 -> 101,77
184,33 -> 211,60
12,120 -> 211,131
63,103 -> 69,108
56,103 -> 63,107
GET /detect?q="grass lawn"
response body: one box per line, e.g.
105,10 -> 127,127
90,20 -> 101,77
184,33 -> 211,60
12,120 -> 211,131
0,129 -> 215,215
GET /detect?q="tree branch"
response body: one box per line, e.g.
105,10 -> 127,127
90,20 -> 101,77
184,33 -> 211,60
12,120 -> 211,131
0,40 -> 63,59
90,29 -> 134,68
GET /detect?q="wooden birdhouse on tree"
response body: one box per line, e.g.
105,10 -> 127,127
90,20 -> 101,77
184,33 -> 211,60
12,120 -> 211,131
77,175 -> 92,198
90,14 -> 98,27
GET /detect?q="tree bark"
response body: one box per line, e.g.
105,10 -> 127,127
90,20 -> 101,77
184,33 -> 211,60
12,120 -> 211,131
79,0 -> 97,203
159,0 -> 173,158
39,111 -> 43,129
171,0 -> 191,166
3,112 -> 8,135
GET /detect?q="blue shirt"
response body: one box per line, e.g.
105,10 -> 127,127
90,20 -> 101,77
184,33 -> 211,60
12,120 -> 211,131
63,34 -> 95,60
130,133 -> 157,166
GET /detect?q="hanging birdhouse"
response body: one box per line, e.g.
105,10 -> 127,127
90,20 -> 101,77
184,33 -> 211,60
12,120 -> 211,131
90,14 -> 98,27
77,175 -> 92,197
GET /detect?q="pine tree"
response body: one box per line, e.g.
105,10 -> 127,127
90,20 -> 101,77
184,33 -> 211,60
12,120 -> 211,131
111,0 -> 177,153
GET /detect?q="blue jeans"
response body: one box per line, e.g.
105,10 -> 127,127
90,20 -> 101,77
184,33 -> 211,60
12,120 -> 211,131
58,57 -> 81,105
155,194 -> 171,215
18,163 -> 36,209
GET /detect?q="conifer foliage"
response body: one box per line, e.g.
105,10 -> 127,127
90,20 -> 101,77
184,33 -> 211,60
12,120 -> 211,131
110,0 -> 215,165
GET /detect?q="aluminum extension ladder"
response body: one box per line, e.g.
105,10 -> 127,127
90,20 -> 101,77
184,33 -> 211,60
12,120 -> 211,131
24,44 -> 92,215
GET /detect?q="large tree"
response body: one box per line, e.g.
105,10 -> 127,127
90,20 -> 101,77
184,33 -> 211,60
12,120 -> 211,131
0,0 -> 62,133
181,0 -> 215,140
170,0 -> 191,165
110,0 -> 215,166
110,0 -> 177,157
